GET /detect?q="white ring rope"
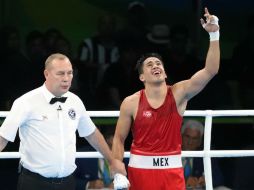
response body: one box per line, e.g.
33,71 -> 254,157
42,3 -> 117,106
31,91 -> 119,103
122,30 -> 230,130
1,110 -> 254,118
2,150 -> 254,159
1,110 -> 254,190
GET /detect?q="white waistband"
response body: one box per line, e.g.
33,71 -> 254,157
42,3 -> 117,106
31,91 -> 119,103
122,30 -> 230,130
128,154 -> 182,169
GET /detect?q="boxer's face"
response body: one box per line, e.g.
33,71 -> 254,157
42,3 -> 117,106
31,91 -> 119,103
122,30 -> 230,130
139,57 -> 167,84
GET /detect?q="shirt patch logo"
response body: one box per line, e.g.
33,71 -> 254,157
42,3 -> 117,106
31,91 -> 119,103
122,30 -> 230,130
68,109 -> 76,120
143,111 -> 152,118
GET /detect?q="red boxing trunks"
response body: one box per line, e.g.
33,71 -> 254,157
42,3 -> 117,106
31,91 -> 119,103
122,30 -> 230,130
128,154 -> 186,190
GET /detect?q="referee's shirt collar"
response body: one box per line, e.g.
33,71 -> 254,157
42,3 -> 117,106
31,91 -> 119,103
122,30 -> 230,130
42,84 -> 68,104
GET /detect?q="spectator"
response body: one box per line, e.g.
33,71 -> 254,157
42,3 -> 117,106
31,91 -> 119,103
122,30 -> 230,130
96,44 -> 142,110
116,1 -> 149,52
165,24 -> 201,84
44,28 -> 62,56
25,30 -> 47,89
0,25 -> 30,110
181,119 -> 231,190
77,14 -> 119,109
145,24 -> 171,65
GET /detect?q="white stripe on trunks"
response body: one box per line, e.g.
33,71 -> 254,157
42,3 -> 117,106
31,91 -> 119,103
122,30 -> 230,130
129,154 -> 182,169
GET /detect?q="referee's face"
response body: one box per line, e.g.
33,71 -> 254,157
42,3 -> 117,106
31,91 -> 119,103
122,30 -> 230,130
44,58 -> 73,97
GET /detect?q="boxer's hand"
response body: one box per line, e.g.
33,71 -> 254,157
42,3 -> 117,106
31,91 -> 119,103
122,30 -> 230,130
113,173 -> 130,190
200,7 -> 220,41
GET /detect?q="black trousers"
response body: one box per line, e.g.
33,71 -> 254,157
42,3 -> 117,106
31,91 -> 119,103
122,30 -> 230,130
17,167 -> 76,190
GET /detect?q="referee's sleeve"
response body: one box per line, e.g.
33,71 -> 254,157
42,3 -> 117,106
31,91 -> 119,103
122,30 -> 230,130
0,99 -> 26,142
77,110 -> 96,137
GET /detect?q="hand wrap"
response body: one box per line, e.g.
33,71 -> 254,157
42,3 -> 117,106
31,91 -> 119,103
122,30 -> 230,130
202,15 -> 220,41
113,173 -> 130,190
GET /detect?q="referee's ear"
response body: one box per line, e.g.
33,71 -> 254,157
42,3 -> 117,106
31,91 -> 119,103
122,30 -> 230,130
44,69 -> 49,79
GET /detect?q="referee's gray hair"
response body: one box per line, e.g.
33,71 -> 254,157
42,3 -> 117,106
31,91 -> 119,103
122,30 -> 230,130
45,53 -> 69,69
181,119 -> 204,136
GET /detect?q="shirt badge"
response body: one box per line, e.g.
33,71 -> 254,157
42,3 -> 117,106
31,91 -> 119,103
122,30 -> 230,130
68,109 -> 76,120
143,111 -> 152,118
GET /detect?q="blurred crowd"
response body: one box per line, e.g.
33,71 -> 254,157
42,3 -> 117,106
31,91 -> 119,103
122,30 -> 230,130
0,2 -> 253,112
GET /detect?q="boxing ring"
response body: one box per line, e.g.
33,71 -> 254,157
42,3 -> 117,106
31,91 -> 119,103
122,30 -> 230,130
1,110 -> 254,190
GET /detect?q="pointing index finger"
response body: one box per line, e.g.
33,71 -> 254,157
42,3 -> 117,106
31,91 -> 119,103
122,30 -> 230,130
204,7 -> 210,17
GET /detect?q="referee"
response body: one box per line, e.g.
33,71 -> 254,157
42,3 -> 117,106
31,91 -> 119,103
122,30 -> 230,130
0,53 -> 127,190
